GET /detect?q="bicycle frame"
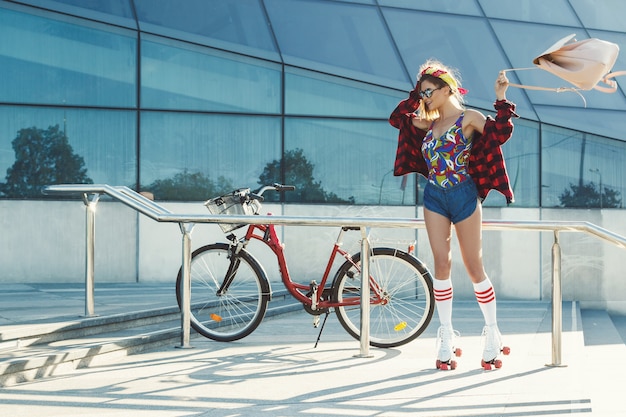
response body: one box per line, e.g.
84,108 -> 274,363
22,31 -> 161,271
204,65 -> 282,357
236,222 -> 383,310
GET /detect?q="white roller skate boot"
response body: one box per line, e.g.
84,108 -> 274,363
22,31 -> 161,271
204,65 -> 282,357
481,324 -> 510,370
436,325 -> 462,370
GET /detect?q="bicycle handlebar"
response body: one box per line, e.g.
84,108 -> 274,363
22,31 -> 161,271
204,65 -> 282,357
253,183 -> 296,200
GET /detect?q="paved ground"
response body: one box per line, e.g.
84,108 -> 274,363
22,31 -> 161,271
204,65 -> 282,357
1,283 -> 626,416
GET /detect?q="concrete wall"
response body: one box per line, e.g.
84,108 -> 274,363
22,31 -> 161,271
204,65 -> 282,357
1,199 -> 625,313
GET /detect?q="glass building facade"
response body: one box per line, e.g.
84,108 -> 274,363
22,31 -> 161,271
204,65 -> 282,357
0,0 -> 624,208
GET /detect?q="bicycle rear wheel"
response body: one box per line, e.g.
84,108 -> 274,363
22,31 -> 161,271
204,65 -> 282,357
332,247 -> 434,348
176,243 -> 270,342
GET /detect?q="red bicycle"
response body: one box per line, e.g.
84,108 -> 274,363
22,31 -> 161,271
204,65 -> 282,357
175,184 -> 434,348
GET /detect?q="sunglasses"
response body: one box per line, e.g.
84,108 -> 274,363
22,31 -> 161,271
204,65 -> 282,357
419,86 -> 445,99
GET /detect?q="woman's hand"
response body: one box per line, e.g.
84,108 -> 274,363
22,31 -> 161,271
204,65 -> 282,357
409,79 -> 422,101
495,71 -> 509,101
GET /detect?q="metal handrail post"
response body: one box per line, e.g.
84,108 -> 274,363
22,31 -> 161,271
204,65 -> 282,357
177,222 -> 195,349
547,230 -> 565,367
82,193 -> 100,317
356,227 -> 373,358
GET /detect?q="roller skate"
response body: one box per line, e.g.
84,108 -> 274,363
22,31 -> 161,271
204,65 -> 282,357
435,325 -> 462,370
480,324 -> 510,370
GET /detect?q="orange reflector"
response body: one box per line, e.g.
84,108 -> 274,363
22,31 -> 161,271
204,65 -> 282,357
394,321 -> 407,331
210,313 -> 222,322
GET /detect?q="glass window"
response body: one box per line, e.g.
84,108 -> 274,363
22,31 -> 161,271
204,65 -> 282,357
478,0 -> 580,26
10,0 -> 136,28
134,0 -> 279,61
285,67 -> 405,118
140,112 -> 281,201
283,118 -> 414,205
265,0 -> 408,87
141,36 -> 281,114
570,0 -> 626,32
0,106 -> 136,198
536,106 -> 625,143
383,8 -> 533,114
541,125 -> 625,208
379,0 -> 482,16
0,5 -> 137,107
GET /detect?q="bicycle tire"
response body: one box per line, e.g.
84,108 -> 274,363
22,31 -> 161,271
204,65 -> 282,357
332,247 -> 434,348
175,243 -> 271,342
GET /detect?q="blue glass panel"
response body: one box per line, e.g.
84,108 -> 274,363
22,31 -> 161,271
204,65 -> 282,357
383,8 -> 533,116
478,0 -> 579,25
541,125 -> 625,208
10,0 -> 136,27
141,36 -> 281,114
134,0 -> 278,61
570,0 -> 626,32
140,112 -> 281,200
0,106 -> 136,196
0,6 -> 136,107
265,0 -> 408,87
535,106 -> 624,142
285,68 -> 405,118
379,0 -> 482,16
284,118 -> 414,205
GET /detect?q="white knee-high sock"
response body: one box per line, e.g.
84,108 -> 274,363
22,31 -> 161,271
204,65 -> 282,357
474,278 -> 497,326
433,278 -> 453,327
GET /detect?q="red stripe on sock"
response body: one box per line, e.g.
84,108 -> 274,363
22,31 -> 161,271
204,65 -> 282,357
475,287 -> 494,304
434,287 -> 453,302
475,287 -> 493,296
476,295 -> 495,304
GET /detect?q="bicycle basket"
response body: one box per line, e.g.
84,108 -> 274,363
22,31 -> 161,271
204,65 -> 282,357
204,188 -> 259,233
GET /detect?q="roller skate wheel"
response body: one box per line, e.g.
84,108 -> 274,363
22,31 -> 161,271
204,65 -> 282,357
481,360 -> 492,371
454,348 -> 462,357
437,360 -> 455,371
494,359 -> 503,369
502,346 -> 511,355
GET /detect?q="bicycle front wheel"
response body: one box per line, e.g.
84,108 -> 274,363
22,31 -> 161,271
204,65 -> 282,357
332,247 -> 434,348
175,243 -> 270,342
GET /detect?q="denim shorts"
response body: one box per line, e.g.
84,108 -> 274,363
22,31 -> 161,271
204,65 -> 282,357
423,179 -> 479,224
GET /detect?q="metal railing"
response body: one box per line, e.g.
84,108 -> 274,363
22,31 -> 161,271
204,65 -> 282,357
43,184 -> 626,365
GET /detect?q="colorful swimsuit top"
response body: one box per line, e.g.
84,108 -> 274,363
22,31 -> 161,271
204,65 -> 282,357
421,112 -> 473,188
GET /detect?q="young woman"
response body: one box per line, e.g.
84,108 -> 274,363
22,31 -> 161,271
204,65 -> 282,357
389,60 -> 517,370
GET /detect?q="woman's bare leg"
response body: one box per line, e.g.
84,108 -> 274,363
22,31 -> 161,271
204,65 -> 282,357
454,201 -> 487,284
455,201 -> 498,328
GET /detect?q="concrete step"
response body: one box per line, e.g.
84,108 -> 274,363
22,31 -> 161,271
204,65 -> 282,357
581,309 -> 626,347
0,291 -> 301,387
0,305 -> 182,349
609,314 -> 626,344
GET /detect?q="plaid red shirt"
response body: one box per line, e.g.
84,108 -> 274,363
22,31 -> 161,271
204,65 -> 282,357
389,95 -> 518,204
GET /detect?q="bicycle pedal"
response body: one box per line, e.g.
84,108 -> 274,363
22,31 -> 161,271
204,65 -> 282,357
313,315 -> 320,328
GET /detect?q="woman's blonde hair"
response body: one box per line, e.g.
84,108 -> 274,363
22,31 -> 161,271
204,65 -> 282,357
417,59 -> 465,121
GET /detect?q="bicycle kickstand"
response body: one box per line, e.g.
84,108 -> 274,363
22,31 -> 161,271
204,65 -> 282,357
314,311 -> 331,349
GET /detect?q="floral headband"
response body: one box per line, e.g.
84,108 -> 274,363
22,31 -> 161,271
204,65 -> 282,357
420,66 -> 468,95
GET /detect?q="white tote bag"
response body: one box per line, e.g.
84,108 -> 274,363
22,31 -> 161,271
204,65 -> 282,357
504,34 -> 625,102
